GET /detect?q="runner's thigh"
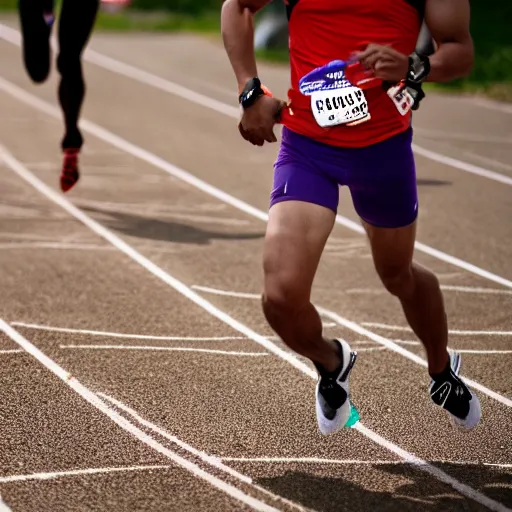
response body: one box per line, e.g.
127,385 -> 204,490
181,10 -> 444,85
349,128 -> 418,229
264,200 -> 335,304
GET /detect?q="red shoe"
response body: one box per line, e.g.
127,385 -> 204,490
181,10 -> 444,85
60,148 -> 80,192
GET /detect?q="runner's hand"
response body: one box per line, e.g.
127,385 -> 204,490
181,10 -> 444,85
352,44 -> 409,83
238,95 -> 286,147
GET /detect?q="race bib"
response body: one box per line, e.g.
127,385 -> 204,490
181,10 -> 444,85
299,60 -> 371,128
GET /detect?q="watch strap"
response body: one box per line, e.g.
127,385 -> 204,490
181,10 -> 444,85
239,77 -> 265,109
407,51 -> 431,84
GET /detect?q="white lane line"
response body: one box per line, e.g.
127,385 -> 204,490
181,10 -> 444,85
72,199 -> 230,214
414,128 -> 512,145
0,73 -> 511,290
1,147 -> 509,512
222,457 -> 400,465
85,48 -> 241,119
389,343 -> 512,353
192,286 -> 260,299
72,199 -> 251,227
0,496 -> 12,512
352,340 -> 419,346
190,285 -> 512,408
0,242 -> 113,251
15,320 -> 334,345
0,465 -> 173,484
362,322 -> 512,337
0,322 -> 279,512
0,349 -> 23,354
98,394 -> 307,512
456,350 -> 512,354
60,345 -> 268,356
97,393 -> 252,483
411,144 -> 512,186
221,457 -> 512,467
469,97 -> 512,115
463,151 -> 512,173
346,285 -> 512,296
437,272 -> 465,281
0,232 -> 57,241
11,322 -> 247,341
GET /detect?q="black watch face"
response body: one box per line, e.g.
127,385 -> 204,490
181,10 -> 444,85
240,79 -> 263,108
410,68 -> 423,82
409,54 -> 428,82
415,64 -> 425,81
243,88 -> 258,103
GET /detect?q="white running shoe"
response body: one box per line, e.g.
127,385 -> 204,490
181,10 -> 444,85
429,351 -> 481,430
314,339 -> 357,435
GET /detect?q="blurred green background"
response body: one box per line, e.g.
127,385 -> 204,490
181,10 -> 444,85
0,0 -> 510,99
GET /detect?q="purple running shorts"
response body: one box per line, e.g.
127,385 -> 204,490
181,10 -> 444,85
271,127 -> 418,228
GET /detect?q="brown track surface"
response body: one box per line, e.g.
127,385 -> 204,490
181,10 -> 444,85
0,24 -> 511,512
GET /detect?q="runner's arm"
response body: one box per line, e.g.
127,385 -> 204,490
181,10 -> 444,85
424,0 -> 473,82
221,0 -> 273,93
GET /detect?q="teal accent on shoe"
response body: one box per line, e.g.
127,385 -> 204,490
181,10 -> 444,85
345,401 -> 360,427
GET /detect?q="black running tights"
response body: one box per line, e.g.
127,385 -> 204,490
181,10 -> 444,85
18,0 -> 99,149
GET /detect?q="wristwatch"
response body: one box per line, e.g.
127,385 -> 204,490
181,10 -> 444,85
407,51 -> 431,84
239,77 -> 265,109
405,51 -> 430,110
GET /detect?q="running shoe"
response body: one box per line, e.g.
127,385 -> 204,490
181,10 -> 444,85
60,149 -> 80,192
314,339 -> 357,435
18,0 -> 54,83
429,351 -> 481,430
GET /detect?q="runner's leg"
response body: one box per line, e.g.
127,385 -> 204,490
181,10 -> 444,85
57,0 -> 99,150
363,220 -> 449,374
263,127 -> 357,434
263,200 -> 339,369
348,128 -> 449,374
349,128 -> 480,428
17,0 -> 54,83
56,0 -> 99,191
262,127 -> 341,369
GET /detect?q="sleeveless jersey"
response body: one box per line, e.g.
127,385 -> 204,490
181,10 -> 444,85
279,0 -> 424,147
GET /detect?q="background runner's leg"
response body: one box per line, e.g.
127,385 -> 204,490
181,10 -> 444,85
57,0 -> 99,150
18,0 -> 55,83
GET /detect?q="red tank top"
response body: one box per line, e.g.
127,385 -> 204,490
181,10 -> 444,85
279,0 -> 422,148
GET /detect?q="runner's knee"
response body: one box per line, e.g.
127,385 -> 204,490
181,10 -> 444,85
263,272 -> 310,317
23,52 -> 50,83
27,68 -> 49,84
262,252 -> 311,317
377,264 -> 415,298
57,52 -> 83,79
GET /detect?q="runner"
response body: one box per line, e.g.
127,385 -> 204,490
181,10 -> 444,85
221,0 -> 481,434
18,0 -> 99,192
